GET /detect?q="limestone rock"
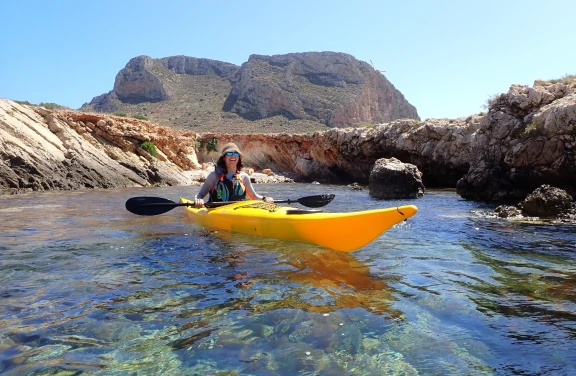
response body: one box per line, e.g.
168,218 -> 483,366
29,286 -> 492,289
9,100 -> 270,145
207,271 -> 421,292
114,55 -> 169,103
223,52 -> 419,127
83,52 -> 418,130
368,157 -> 424,199
4,76 -> 576,204
84,55 -> 239,114
0,99 -> 198,194
493,185 -> 575,223
457,81 -> 576,201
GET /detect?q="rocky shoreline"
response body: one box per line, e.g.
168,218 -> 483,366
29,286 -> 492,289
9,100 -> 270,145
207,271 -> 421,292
1,77 -> 575,222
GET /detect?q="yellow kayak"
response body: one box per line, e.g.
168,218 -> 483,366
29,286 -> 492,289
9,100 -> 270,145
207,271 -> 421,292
180,198 -> 417,252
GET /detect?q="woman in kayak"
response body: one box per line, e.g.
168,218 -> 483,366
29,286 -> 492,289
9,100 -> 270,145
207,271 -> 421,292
194,143 -> 274,208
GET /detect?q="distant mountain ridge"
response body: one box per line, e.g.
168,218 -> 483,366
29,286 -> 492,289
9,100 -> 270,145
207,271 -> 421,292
81,52 -> 419,133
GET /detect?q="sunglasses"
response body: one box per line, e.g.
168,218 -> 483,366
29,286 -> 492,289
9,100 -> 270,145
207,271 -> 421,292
224,151 -> 240,157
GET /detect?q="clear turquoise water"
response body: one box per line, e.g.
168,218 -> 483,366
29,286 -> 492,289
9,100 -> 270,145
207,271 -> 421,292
0,185 -> 574,375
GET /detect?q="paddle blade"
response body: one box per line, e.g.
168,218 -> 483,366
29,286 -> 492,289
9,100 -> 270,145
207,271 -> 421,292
296,194 -> 335,208
125,196 -> 180,216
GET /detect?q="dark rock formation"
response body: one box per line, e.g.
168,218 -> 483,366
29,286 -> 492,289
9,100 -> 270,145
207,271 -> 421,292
494,205 -> 523,218
368,157 -> 424,199
223,52 -> 419,126
519,184 -> 573,217
494,185 -> 575,222
457,81 -> 576,201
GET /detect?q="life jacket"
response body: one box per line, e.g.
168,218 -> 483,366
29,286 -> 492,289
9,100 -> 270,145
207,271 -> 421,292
208,171 -> 255,202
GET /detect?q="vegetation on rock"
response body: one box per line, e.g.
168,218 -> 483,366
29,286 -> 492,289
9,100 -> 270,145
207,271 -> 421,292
206,137 -> 218,153
140,140 -> 158,158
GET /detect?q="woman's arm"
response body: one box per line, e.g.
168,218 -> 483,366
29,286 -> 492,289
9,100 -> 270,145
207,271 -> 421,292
194,171 -> 219,207
241,172 -> 273,202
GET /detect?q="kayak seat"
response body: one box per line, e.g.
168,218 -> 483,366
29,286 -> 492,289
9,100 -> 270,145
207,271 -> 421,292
286,209 -> 323,215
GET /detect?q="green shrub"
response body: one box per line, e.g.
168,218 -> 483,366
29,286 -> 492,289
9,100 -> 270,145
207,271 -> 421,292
114,111 -> 127,117
132,114 -> 148,121
535,74 -> 576,86
207,137 -> 218,153
14,100 -> 33,106
523,123 -> 543,137
140,140 -> 158,158
39,102 -> 68,110
195,139 -> 202,151
481,94 -> 500,111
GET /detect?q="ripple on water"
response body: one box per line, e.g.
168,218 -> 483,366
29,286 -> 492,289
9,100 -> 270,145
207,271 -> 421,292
0,187 -> 575,374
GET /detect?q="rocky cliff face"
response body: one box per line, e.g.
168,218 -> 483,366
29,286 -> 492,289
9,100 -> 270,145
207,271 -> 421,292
196,79 -> 576,200
85,55 -> 239,114
222,52 -> 419,127
0,100 -> 199,194
195,116 -> 476,187
456,80 -> 576,200
82,52 -> 418,131
2,76 -> 574,201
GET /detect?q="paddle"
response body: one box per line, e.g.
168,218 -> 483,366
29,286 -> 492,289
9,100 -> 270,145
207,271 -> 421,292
125,194 -> 335,216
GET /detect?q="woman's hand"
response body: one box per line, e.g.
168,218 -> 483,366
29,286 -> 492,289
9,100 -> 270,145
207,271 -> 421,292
194,198 -> 205,208
262,196 -> 274,203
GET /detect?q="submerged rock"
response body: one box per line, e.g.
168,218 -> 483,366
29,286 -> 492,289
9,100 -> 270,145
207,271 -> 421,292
494,205 -> 523,218
493,184 -> 575,223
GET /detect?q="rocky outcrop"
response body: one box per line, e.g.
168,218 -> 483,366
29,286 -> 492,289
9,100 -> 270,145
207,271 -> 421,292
3,76 -> 575,204
494,185 -> 575,223
368,158 -> 424,199
82,52 -> 418,129
223,52 -> 419,126
519,185 -> 573,217
198,78 -> 576,201
195,116 -> 477,187
457,81 -> 576,200
0,100 -> 199,193
84,55 -> 239,113
114,56 -> 169,103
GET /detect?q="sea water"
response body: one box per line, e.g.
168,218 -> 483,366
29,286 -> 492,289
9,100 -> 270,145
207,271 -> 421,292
0,184 -> 575,375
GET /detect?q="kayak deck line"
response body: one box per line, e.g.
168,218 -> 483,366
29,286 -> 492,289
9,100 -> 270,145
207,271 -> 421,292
228,201 -> 322,214
180,198 -> 418,252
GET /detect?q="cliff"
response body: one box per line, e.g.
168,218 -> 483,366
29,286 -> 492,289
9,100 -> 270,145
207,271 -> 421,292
81,52 -> 419,132
0,100 -> 199,193
2,76 -> 575,200
457,79 -> 576,200
222,52 -> 418,127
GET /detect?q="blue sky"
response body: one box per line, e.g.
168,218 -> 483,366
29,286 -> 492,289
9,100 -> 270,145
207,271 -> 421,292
1,0 -> 574,120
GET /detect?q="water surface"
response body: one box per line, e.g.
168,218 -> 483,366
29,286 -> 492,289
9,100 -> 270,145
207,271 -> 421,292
1,185 -> 575,375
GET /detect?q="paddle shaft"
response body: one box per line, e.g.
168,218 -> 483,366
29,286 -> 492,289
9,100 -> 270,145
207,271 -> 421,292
125,194 -> 335,216
136,199 -> 310,208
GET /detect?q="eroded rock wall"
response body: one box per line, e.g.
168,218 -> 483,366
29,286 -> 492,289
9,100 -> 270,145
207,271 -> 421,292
84,52 -> 419,129
196,116 -> 477,186
3,77 -> 575,202
0,100 -> 199,194
457,82 -> 576,200
223,52 -> 419,126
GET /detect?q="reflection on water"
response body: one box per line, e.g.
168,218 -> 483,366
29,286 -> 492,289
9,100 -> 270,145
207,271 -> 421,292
0,186 -> 575,374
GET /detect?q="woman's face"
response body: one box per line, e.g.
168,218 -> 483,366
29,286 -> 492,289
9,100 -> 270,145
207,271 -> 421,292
224,151 -> 240,169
